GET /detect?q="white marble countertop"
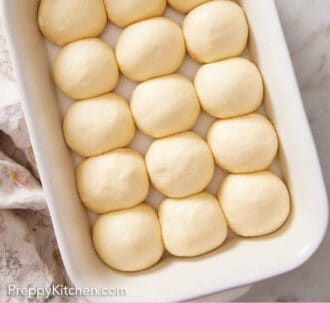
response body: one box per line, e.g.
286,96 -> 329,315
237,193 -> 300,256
202,0 -> 330,302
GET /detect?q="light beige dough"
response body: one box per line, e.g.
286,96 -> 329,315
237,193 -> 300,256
77,149 -> 149,214
38,0 -> 107,46
115,17 -> 185,82
159,192 -> 228,257
207,113 -> 278,173
63,94 -> 135,157
93,204 -> 164,272
145,132 -> 214,198
168,0 -> 210,13
194,57 -> 264,118
183,0 -> 248,63
54,38 -> 119,100
104,0 -> 166,27
131,74 -> 200,138
218,171 -> 291,237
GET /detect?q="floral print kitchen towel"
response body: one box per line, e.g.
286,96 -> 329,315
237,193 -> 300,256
0,19 -> 69,302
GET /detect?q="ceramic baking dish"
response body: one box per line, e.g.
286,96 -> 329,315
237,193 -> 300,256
1,0 -> 328,302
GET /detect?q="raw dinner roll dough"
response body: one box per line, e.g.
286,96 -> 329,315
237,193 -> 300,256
63,94 -> 135,157
77,149 -> 149,213
168,0 -> 210,13
183,0 -> 248,63
195,57 -> 264,118
38,0 -> 107,46
219,171 -> 291,237
159,192 -> 228,257
207,113 -> 278,173
115,18 -> 185,81
54,38 -> 119,100
104,0 -> 166,27
131,74 -> 200,138
93,204 -> 164,271
145,132 -> 214,198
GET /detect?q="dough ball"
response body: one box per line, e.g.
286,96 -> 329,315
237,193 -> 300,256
168,0 -> 210,13
145,132 -> 214,198
218,171 -> 291,237
77,149 -> 149,213
207,113 -> 278,173
54,38 -> 119,100
183,0 -> 248,63
38,0 -> 107,46
104,0 -> 166,27
195,57 -> 263,118
63,94 -> 135,157
93,204 -> 164,272
159,192 -> 227,257
115,18 -> 185,82
131,74 -> 200,138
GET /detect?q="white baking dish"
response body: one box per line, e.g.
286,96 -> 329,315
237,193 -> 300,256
1,0 -> 328,302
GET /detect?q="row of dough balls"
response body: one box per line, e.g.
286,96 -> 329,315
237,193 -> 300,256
93,171 -> 290,272
76,122 -> 280,212
38,0 -> 214,47
38,0 -> 246,55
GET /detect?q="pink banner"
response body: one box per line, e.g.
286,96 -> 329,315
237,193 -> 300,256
1,303 -> 329,329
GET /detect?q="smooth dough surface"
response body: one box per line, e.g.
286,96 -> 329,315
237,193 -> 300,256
145,132 -> 214,198
93,204 -> 164,272
207,113 -> 278,173
195,57 -> 264,118
54,38 -> 119,100
131,74 -> 200,138
159,192 -> 227,257
168,0 -> 210,13
63,94 -> 135,157
38,0 -> 107,46
115,18 -> 185,82
183,0 -> 248,63
104,0 -> 166,27
218,171 -> 291,237
77,149 -> 149,213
